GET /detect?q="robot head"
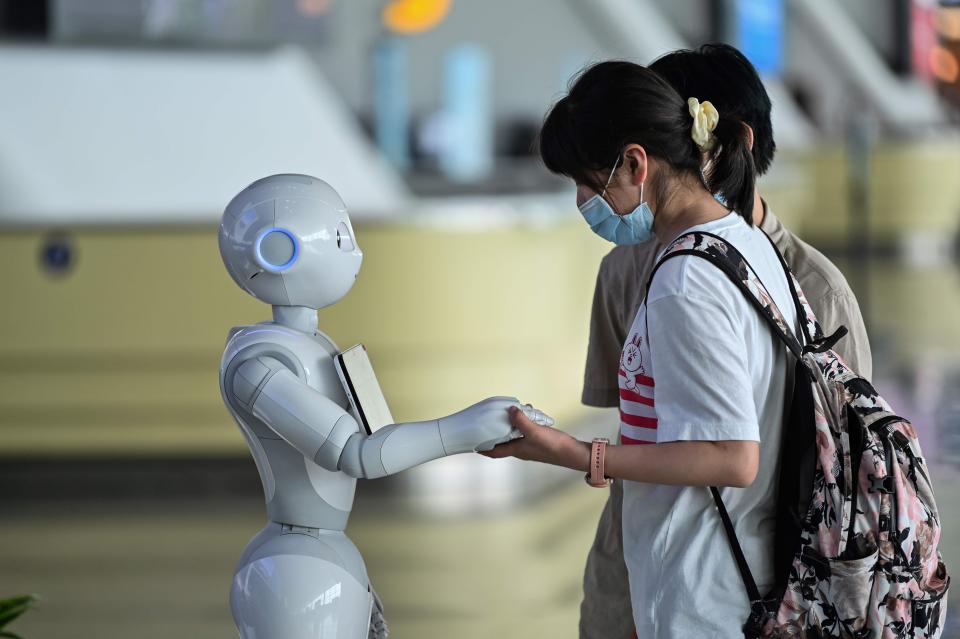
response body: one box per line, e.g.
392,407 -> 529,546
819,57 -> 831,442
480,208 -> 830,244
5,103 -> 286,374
219,174 -> 363,310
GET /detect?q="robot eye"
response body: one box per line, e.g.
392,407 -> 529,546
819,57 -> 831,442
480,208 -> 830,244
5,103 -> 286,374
336,221 -> 355,252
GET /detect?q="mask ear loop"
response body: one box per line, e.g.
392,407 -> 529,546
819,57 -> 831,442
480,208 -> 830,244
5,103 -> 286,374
600,152 -> 623,199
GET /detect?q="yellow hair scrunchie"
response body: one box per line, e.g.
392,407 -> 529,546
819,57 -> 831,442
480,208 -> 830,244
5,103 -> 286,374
687,97 -> 719,151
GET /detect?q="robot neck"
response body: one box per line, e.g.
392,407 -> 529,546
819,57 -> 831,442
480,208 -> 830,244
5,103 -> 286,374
272,305 -> 319,333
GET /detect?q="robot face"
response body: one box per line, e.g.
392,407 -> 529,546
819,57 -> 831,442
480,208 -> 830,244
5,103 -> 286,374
219,174 -> 363,310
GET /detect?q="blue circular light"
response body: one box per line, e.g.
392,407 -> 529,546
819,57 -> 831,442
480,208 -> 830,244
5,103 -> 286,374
254,227 -> 299,273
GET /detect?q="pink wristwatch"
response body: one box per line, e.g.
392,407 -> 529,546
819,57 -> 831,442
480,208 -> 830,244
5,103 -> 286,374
585,438 -> 612,487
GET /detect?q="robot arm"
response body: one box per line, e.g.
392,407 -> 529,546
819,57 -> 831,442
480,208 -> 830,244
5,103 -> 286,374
337,397 -> 554,479
231,357 -> 554,479
232,356 -> 360,472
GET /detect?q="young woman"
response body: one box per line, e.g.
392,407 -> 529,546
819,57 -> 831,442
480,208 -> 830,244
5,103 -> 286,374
482,61 -> 798,637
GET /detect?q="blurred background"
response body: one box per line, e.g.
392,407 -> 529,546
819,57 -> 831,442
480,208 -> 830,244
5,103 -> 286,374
1,0 -> 960,636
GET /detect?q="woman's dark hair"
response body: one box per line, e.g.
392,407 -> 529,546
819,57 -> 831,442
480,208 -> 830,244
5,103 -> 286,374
650,43 -> 776,175
538,60 -> 756,224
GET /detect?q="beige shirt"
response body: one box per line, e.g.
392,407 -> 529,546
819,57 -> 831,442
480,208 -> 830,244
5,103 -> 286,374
578,207 -> 872,639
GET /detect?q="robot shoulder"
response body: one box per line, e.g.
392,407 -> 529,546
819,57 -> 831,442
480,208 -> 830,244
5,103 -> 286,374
221,339 -> 307,404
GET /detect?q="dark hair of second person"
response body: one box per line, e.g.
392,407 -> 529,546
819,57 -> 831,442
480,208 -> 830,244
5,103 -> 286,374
650,43 -> 775,176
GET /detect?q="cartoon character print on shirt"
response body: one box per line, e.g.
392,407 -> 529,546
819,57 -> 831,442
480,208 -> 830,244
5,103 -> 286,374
619,319 -> 657,445
620,333 -> 645,391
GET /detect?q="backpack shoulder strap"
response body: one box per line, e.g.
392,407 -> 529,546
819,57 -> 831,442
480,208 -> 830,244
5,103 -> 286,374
757,230 -> 825,347
646,230 -> 806,361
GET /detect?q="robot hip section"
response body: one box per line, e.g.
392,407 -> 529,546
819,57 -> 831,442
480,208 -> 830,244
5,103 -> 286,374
231,522 -> 373,639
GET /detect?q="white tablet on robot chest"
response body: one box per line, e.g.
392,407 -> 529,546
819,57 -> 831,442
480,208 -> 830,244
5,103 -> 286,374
334,344 -> 394,435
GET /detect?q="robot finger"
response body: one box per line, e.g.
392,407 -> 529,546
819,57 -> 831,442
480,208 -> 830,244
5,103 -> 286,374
519,405 -> 555,427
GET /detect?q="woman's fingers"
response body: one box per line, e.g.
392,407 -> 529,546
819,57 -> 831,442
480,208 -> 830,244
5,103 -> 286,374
481,405 -> 584,470
478,405 -> 555,461
508,405 -> 540,433
479,438 -> 526,459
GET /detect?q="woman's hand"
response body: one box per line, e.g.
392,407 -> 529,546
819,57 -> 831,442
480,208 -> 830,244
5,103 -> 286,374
482,408 -> 759,488
438,397 -> 554,454
480,406 -> 591,472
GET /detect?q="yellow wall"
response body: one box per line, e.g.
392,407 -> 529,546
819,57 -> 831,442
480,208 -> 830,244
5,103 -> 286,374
773,142 -> 960,241
0,221 -> 609,456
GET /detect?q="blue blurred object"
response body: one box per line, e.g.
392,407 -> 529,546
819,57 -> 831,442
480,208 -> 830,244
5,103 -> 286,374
736,0 -> 784,76
440,43 -> 493,183
39,232 -> 75,277
373,36 -> 411,171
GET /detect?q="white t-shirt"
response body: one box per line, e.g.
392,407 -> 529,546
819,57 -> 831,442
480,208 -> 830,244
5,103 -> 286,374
619,212 -> 797,638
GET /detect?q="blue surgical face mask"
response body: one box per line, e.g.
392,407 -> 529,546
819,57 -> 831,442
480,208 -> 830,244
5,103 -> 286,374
578,155 -> 655,245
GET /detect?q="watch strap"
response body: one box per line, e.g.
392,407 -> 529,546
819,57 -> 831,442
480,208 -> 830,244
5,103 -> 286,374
585,438 -> 612,487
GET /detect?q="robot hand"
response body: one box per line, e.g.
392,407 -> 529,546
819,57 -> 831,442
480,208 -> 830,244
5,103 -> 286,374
438,396 -> 554,454
368,587 -> 388,639
338,397 -> 554,478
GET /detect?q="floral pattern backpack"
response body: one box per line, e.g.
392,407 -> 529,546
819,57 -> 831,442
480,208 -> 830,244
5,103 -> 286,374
650,230 -> 950,639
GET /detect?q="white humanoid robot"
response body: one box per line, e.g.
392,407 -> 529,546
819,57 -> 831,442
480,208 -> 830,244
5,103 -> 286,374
218,174 -> 552,639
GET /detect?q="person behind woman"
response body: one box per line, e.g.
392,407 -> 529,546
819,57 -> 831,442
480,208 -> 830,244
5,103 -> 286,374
483,60 -> 798,637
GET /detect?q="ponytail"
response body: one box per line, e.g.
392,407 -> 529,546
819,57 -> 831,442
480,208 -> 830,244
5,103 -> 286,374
705,118 -> 756,225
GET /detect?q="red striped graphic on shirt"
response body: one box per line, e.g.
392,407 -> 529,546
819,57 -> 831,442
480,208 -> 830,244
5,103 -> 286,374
618,365 -> 657,445
620,387 -> 654,405
619,368 -> 655,387
619,411 -> 657,428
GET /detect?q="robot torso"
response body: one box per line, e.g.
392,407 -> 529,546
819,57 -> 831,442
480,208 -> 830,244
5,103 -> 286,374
220,321 -> 359,530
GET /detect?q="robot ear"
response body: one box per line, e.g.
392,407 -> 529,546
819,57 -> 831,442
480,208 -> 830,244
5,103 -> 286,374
254,227 -> 299,273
